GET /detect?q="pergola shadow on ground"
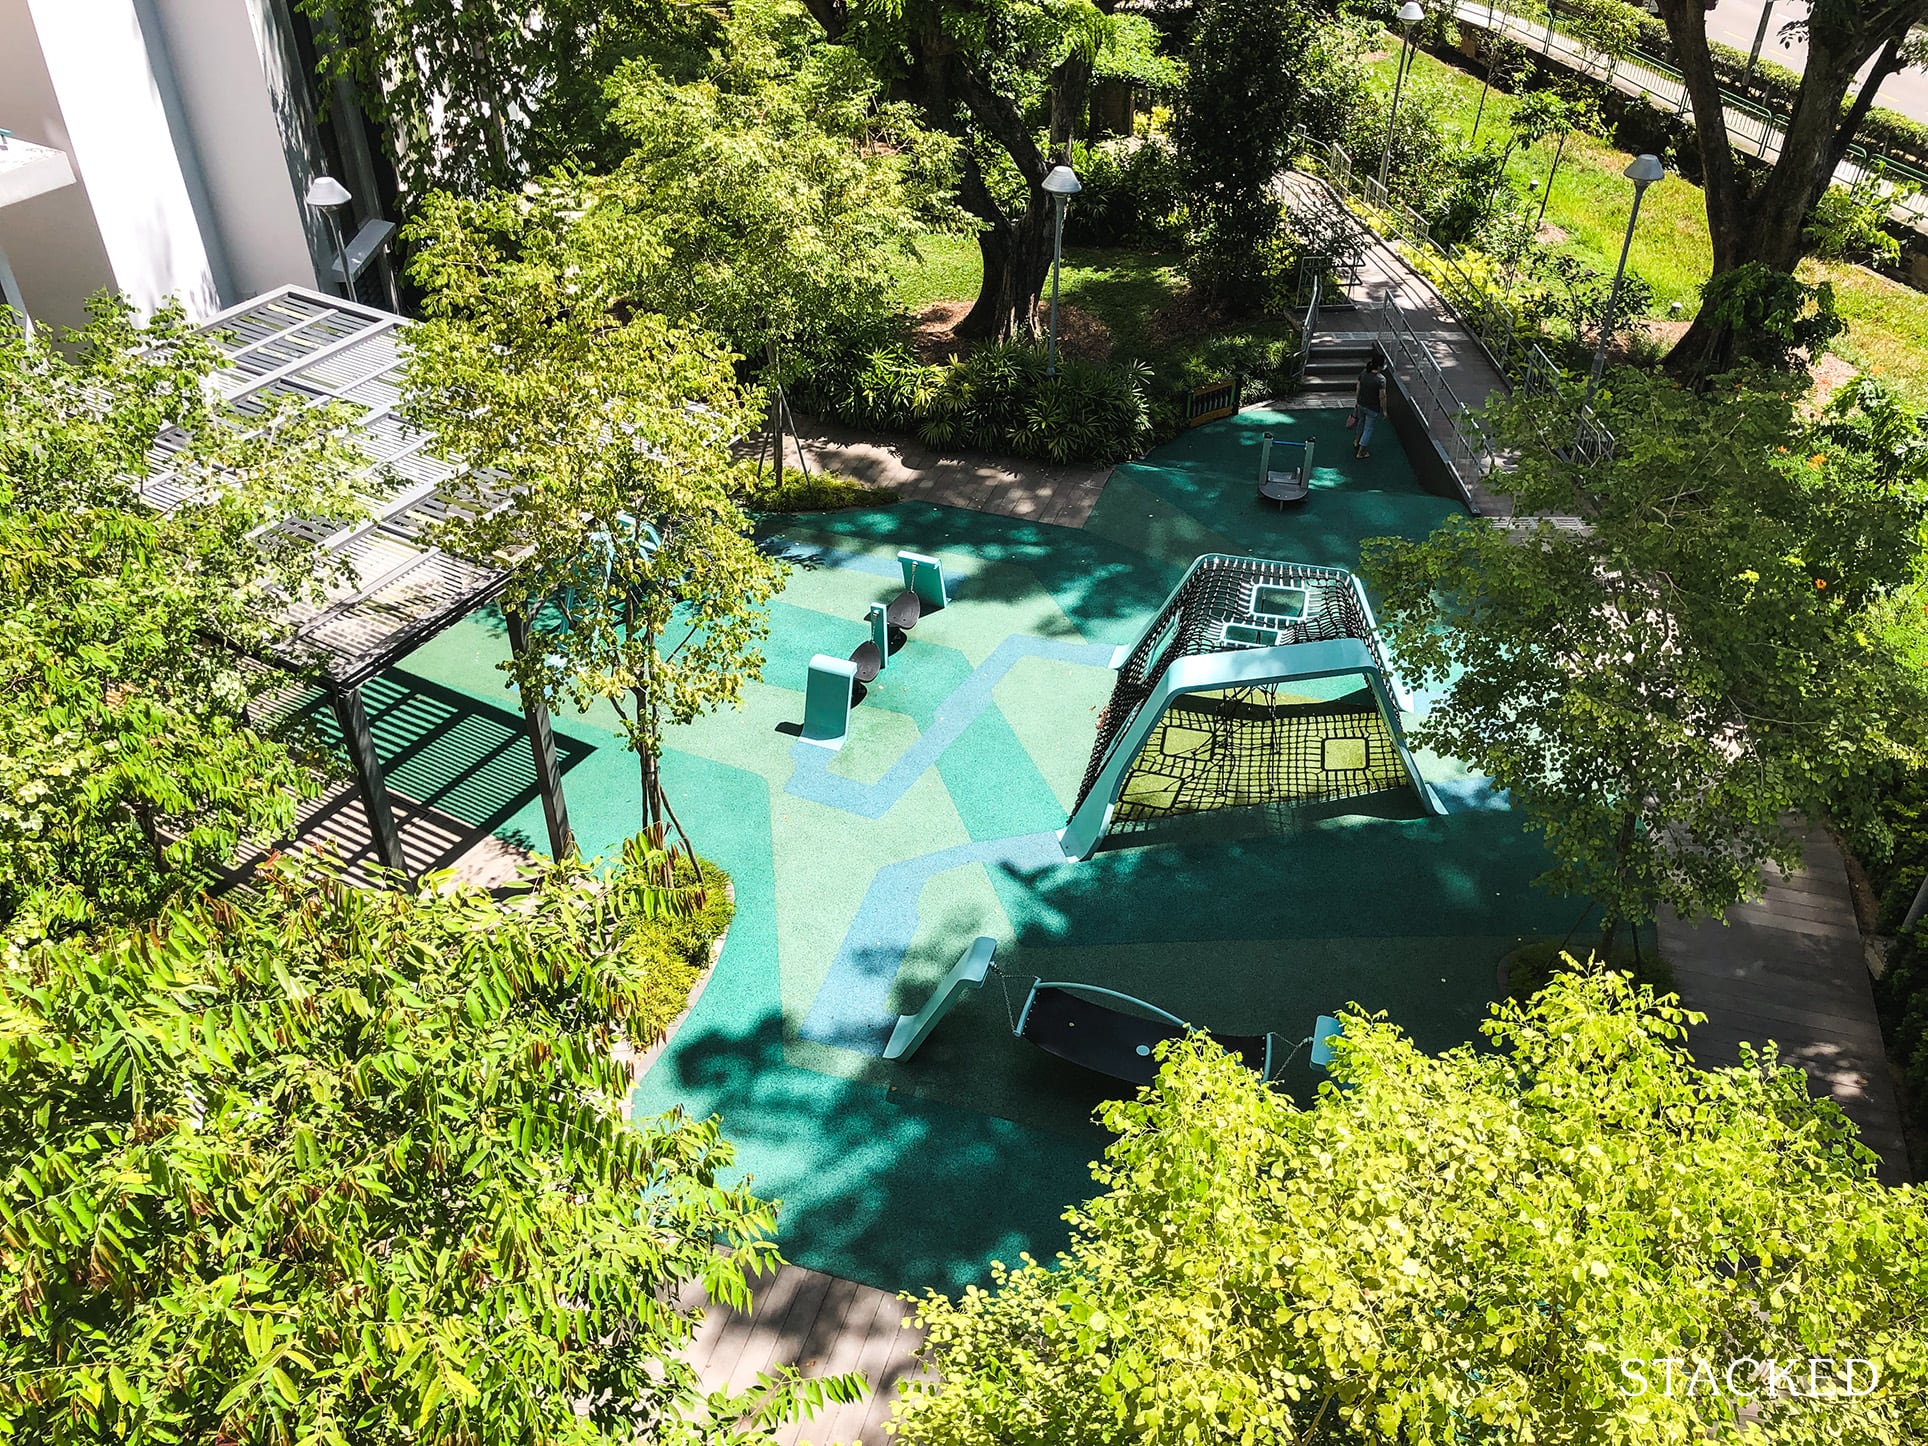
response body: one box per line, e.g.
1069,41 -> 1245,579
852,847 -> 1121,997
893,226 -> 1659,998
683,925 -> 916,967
215,668 -> 593,891
168,287 -> 581,882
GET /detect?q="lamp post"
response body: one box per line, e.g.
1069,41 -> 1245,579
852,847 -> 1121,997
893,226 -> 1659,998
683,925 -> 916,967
304,175 -> 354,300
1586,153 -> 1664,401
1041,163 -> 1082,377
1376,2 -> 1426,193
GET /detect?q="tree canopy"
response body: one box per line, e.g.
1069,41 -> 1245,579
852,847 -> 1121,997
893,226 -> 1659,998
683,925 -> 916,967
0,849 -> 857,1443
0,300 -> 365,944
403,194 -> 785,849
895,969 -> 1928,1445
1362,369 -> 1928,947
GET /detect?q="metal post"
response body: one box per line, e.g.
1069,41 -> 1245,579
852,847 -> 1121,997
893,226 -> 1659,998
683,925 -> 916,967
1902,868 -> 1928,933
1047,192 -> 1067,377
1743,1 -> 1775,92
332,683 -> 408,874
505,606 -> 575,861
1587,184 -> 1648,400
1378,22 -> 1417,190
326,212 -> 353,302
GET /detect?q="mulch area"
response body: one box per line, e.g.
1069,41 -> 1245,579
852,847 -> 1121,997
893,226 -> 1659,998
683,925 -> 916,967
909,301 -> 1116,364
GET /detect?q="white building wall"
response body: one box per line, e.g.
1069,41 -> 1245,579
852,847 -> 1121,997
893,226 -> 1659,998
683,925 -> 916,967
0,0 -> 218,327
148,0 -> 332,297
0,0 -> 346,331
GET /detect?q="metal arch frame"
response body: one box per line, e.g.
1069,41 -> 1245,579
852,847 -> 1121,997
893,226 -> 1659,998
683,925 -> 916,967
1059,634 -> 1440,860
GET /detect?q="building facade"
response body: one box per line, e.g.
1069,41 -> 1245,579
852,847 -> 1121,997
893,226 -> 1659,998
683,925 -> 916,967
0,0 -> 393,333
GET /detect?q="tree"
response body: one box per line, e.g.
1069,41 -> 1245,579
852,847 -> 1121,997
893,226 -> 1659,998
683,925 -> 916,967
0,299 -> 366,944
403,197 -> 784,855
893,969 -> 1928,1445
1361,370 -> 1924,951
0,849 -> 861,1443
1176,0 -> 1327,307
293,0 -> 711,203
1470,30 -> 1530,144
797,0 -> 1122,340
586,1 -> 952,368
1563,0 -> 1640,85
1654,0 -> 1928,377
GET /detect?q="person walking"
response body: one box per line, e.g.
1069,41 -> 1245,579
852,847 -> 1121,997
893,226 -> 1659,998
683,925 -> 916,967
1353,347 -> 1389,460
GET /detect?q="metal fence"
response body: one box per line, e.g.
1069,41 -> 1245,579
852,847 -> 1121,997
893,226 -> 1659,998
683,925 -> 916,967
1288,155 -> 1501,501
1449,0 -> 1928,223
1297,138 -> 1617,475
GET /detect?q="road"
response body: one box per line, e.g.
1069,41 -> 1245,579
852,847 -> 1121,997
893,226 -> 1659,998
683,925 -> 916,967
1702,1 -> 1928,128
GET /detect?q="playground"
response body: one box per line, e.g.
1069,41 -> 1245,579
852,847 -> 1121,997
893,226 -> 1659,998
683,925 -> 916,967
392,406 -> 1593,1293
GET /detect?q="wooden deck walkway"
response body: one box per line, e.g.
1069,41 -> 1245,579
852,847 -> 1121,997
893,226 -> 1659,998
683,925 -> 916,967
680,1262 -> 929,1446
1659,826 -> 1911,1183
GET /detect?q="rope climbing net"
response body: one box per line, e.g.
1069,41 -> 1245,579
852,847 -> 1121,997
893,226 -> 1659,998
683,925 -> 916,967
1072,555 -> 1420,840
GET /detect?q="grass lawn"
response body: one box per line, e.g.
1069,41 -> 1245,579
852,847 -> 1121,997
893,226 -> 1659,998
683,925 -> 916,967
894,234 -> 1189,358
1372,47 -> 1712,307
1371,45 -> 1928,400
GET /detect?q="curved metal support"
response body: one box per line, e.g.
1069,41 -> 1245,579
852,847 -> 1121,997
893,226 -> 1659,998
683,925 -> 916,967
1016,980 -> 1190,1034
1059,635 -> 1440,860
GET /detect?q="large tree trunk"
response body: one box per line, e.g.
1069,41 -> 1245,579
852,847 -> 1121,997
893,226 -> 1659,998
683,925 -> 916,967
1658,1 -> 1927,381
948,52 -> 1091,341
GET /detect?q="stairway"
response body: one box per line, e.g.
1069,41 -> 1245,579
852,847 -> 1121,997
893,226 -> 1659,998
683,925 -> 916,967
1301,334 -> 1374,398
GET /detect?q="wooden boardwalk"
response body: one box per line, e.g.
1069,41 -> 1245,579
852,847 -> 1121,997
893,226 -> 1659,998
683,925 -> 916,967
680,1262 -> 930,1446
1659,827 -> 1911,1183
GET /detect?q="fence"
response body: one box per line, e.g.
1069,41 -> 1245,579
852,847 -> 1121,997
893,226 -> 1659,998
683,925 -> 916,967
1449,0 -> 1928,226
1295,139 -> 1613,471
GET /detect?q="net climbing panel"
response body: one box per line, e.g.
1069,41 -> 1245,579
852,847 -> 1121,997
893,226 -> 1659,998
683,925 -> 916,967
1061,554 -> 1439,859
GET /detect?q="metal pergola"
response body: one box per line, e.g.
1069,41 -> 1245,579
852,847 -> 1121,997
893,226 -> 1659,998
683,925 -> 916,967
143,285 -> 571,875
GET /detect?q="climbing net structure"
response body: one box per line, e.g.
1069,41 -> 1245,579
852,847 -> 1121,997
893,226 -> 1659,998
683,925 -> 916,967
1063,554 -> 1437,858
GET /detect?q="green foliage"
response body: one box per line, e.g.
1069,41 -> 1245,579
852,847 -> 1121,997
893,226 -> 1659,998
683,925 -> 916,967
1061,137 -> 1183,249
893,970 -> 1928,1445
1177,0 -> 1339,306
1806,163 -> 1918,267
592,2 -> 956,370
1877,923 -> 1928,1148
1560,0 -> 1641,67
0,299 -> 367,944
803,341 -> 1152,465
1699,263 -> 1846,372
403,194 -> 784,843
0,847 -> 864,1443
293,0 -> 711,201
736,468 -> 898,514
1502,935 -> 1673,1000
1363,371 -> 1927,943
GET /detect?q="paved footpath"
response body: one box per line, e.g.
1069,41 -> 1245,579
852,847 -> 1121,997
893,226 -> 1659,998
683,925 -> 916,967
1659,828 -> 1911,1183
785,417 -> 1113,528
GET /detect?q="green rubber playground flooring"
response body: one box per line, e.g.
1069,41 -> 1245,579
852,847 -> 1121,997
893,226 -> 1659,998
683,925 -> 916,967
383,409 -> 1592,1294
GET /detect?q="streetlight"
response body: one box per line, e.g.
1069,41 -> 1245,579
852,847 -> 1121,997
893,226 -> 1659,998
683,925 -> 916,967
1376,2 -> 1426,192
1041,163 -> 1082,377
305,175 -> 354,300
1586,153 -> 1664,400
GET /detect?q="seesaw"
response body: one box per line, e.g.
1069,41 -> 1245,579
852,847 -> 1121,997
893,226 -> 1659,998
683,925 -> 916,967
800,550 -> 948,751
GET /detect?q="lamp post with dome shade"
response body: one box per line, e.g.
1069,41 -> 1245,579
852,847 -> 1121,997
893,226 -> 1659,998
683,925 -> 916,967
1041,163 -> 1082,377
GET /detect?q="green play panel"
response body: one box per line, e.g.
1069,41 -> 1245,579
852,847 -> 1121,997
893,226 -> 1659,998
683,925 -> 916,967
370,410 -> 1589,1294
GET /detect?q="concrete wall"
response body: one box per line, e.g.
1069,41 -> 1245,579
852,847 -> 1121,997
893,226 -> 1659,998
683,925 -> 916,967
0,0 -> 219,329
0,0 -> 342,330
148,0 -> 325,296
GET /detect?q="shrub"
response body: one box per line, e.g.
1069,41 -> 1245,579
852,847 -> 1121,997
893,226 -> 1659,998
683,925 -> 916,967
737,467 -> 896,514
1501,936 -> 1674,1002
1063,136 -> 1184,249
1806,162 -> 1918,267
796,336 -> 1156,466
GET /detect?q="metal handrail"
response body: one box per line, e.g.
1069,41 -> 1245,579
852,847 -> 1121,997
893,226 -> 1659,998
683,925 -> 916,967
1294,133 -> 1616,465
1449,0 -> 1928,224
